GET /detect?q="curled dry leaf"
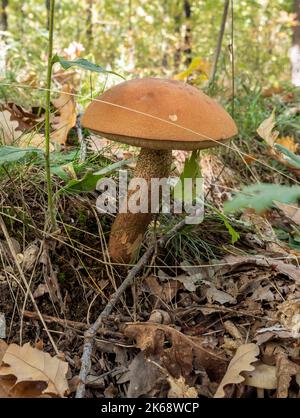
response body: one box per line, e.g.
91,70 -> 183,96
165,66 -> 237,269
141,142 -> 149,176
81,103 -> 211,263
123,322 -> 227,383
257,112 -> 279,147
277,299 -> 300,338
167,376 -> 198,398
0,343 -> 69,398
51,84 -> 77,145
214,343 -> 260,398
276,352 -> 300,398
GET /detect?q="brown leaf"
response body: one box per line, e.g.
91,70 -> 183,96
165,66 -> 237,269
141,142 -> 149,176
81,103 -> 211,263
144,276 -> 181,303
206,286 -> 236,305
0,110 -> 22,143
274,201 -> 300,227
118,352 -> 163,398
123,322 -> 227,383
51,84 -> 77,145
0,343 -> 69,397
276,136 -> 298,153
276,352 -> 300,398
214,343 -> 260,398
0,340 -> 7,363
277,299 -> 300,338
167,376 -> 198,398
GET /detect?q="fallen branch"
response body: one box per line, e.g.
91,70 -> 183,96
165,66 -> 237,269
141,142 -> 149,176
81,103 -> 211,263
75,216 -> 188,398
23,310 -> 125,340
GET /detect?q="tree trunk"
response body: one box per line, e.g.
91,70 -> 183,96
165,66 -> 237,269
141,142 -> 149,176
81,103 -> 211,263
0,0 -> 8,32
183,0 -> 192,65
291,0 -> 300,86
173,10 -> 182,69
86,0 -> 93,50
209,0 -> 230,85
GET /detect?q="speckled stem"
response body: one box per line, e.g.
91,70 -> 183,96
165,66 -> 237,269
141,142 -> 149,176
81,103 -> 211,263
108,148 -> 172,265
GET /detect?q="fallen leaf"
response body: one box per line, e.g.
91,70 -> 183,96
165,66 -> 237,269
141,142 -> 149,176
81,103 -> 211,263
21,243 -> 40,272
17,132 -> 54,151
0,340 -> 7,363
243,362 -> 277,390
206,286 -> 236,305
144,276 -> 181,303
276,352 -> 300,398
214,343 -> 260,398
124,322 -> 227,383
167,376 -> 198,398
277,299 -> 300,338
275,136 -> 298,153
51,84 -> 77,145
0,110 -> 22,143
0,343 -> 69,397
257,111 -> 279,147
118,352 -> 162,398
274,201 -> 300,227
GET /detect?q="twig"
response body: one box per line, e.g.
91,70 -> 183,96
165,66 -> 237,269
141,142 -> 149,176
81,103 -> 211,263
23,310 -> 125,339
209,0 -> 229,86
0,216 -> 59,355
75,216 -> 188,398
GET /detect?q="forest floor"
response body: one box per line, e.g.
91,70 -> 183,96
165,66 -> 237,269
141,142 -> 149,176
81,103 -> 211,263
0,83 -> 300,398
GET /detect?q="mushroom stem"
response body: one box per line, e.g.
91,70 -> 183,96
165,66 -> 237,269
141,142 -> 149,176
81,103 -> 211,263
108,148 -> 172,264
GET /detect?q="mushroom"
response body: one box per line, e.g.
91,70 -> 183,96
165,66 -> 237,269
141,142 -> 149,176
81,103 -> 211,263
81,78 -> 237,264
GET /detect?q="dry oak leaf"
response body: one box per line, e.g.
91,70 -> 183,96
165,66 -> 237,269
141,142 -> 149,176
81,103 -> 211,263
51,84 -> 77,145
214,343 -> 260,398
276,352 -> 300,398
167,376 -> 198,398
123,322 -> 227,383
0,104 -> 44,145
0,343 -> 69,397
0,109 -> 23,143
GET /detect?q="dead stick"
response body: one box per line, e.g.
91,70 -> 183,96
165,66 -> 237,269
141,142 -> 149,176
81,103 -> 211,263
23,310 -> 125,339
75,216 -> 188,398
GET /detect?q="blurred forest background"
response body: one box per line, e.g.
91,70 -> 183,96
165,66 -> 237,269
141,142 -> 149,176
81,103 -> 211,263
0,0 -> 299,101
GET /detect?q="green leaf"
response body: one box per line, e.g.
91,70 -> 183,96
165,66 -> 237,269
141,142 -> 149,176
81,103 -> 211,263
93,157 -> 135,175
60,170 -> 103,194
224,183 -> 300,213
0,146 -> 43,166
218,212 -> 240,244
209,205 -> 240,244
274,144 -> 300,169
173,150 -> 202,203
52,55 -> 124,79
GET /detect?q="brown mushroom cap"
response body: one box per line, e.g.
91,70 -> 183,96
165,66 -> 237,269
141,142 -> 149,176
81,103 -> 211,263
81,78 -> 238,151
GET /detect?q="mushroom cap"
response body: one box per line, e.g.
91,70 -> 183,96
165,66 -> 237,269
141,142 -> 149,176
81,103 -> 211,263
81,78 -> 238,151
